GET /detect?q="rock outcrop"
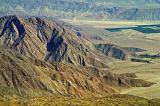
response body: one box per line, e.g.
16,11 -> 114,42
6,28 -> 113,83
95,44 -> 133,60
0,46 -> 153,97
0,15 -> 154,98
0,15 -> 107,68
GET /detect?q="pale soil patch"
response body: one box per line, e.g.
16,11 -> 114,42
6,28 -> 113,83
63,19 -> 160,28
64,20 -> 160,99
109,61 -> 160,99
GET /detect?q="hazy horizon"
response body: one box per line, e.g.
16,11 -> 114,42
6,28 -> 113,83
0,0 -> 160,20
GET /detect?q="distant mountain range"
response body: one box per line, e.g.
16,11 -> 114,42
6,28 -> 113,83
0,0 -> 160,20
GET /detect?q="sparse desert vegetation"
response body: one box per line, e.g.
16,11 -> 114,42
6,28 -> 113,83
0,95 -> 160,106
1,1 -> 160,105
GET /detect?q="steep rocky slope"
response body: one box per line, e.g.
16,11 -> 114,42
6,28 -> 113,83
0,15 -> 154,100
0,15 -> 108,68
95,44 -> 133,60
0,46 -> 153,98
0,15 -> 136,68
0,46 -> 113,97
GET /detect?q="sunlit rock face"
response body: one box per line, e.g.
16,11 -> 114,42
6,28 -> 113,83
0,15 -> 108,68
95,44 -> 132,60
0,15 -> 154,98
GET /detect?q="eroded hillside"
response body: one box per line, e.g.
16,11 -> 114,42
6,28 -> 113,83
0,15 -> 154,98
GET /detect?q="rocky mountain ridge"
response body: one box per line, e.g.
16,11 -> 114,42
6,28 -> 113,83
0,15 -> 107,68
0,44 -> 153,98
0,15 -> 154,98
0,15 -> 135,68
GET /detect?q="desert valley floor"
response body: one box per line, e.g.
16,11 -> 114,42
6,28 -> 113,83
65,20 -> 160,99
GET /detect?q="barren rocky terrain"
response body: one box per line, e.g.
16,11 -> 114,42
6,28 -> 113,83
0,15 -> 159,105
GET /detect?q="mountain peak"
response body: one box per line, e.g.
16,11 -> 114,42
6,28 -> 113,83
0,15 -> 108,67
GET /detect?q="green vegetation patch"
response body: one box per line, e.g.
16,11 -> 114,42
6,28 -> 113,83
0,95 -> 159,106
